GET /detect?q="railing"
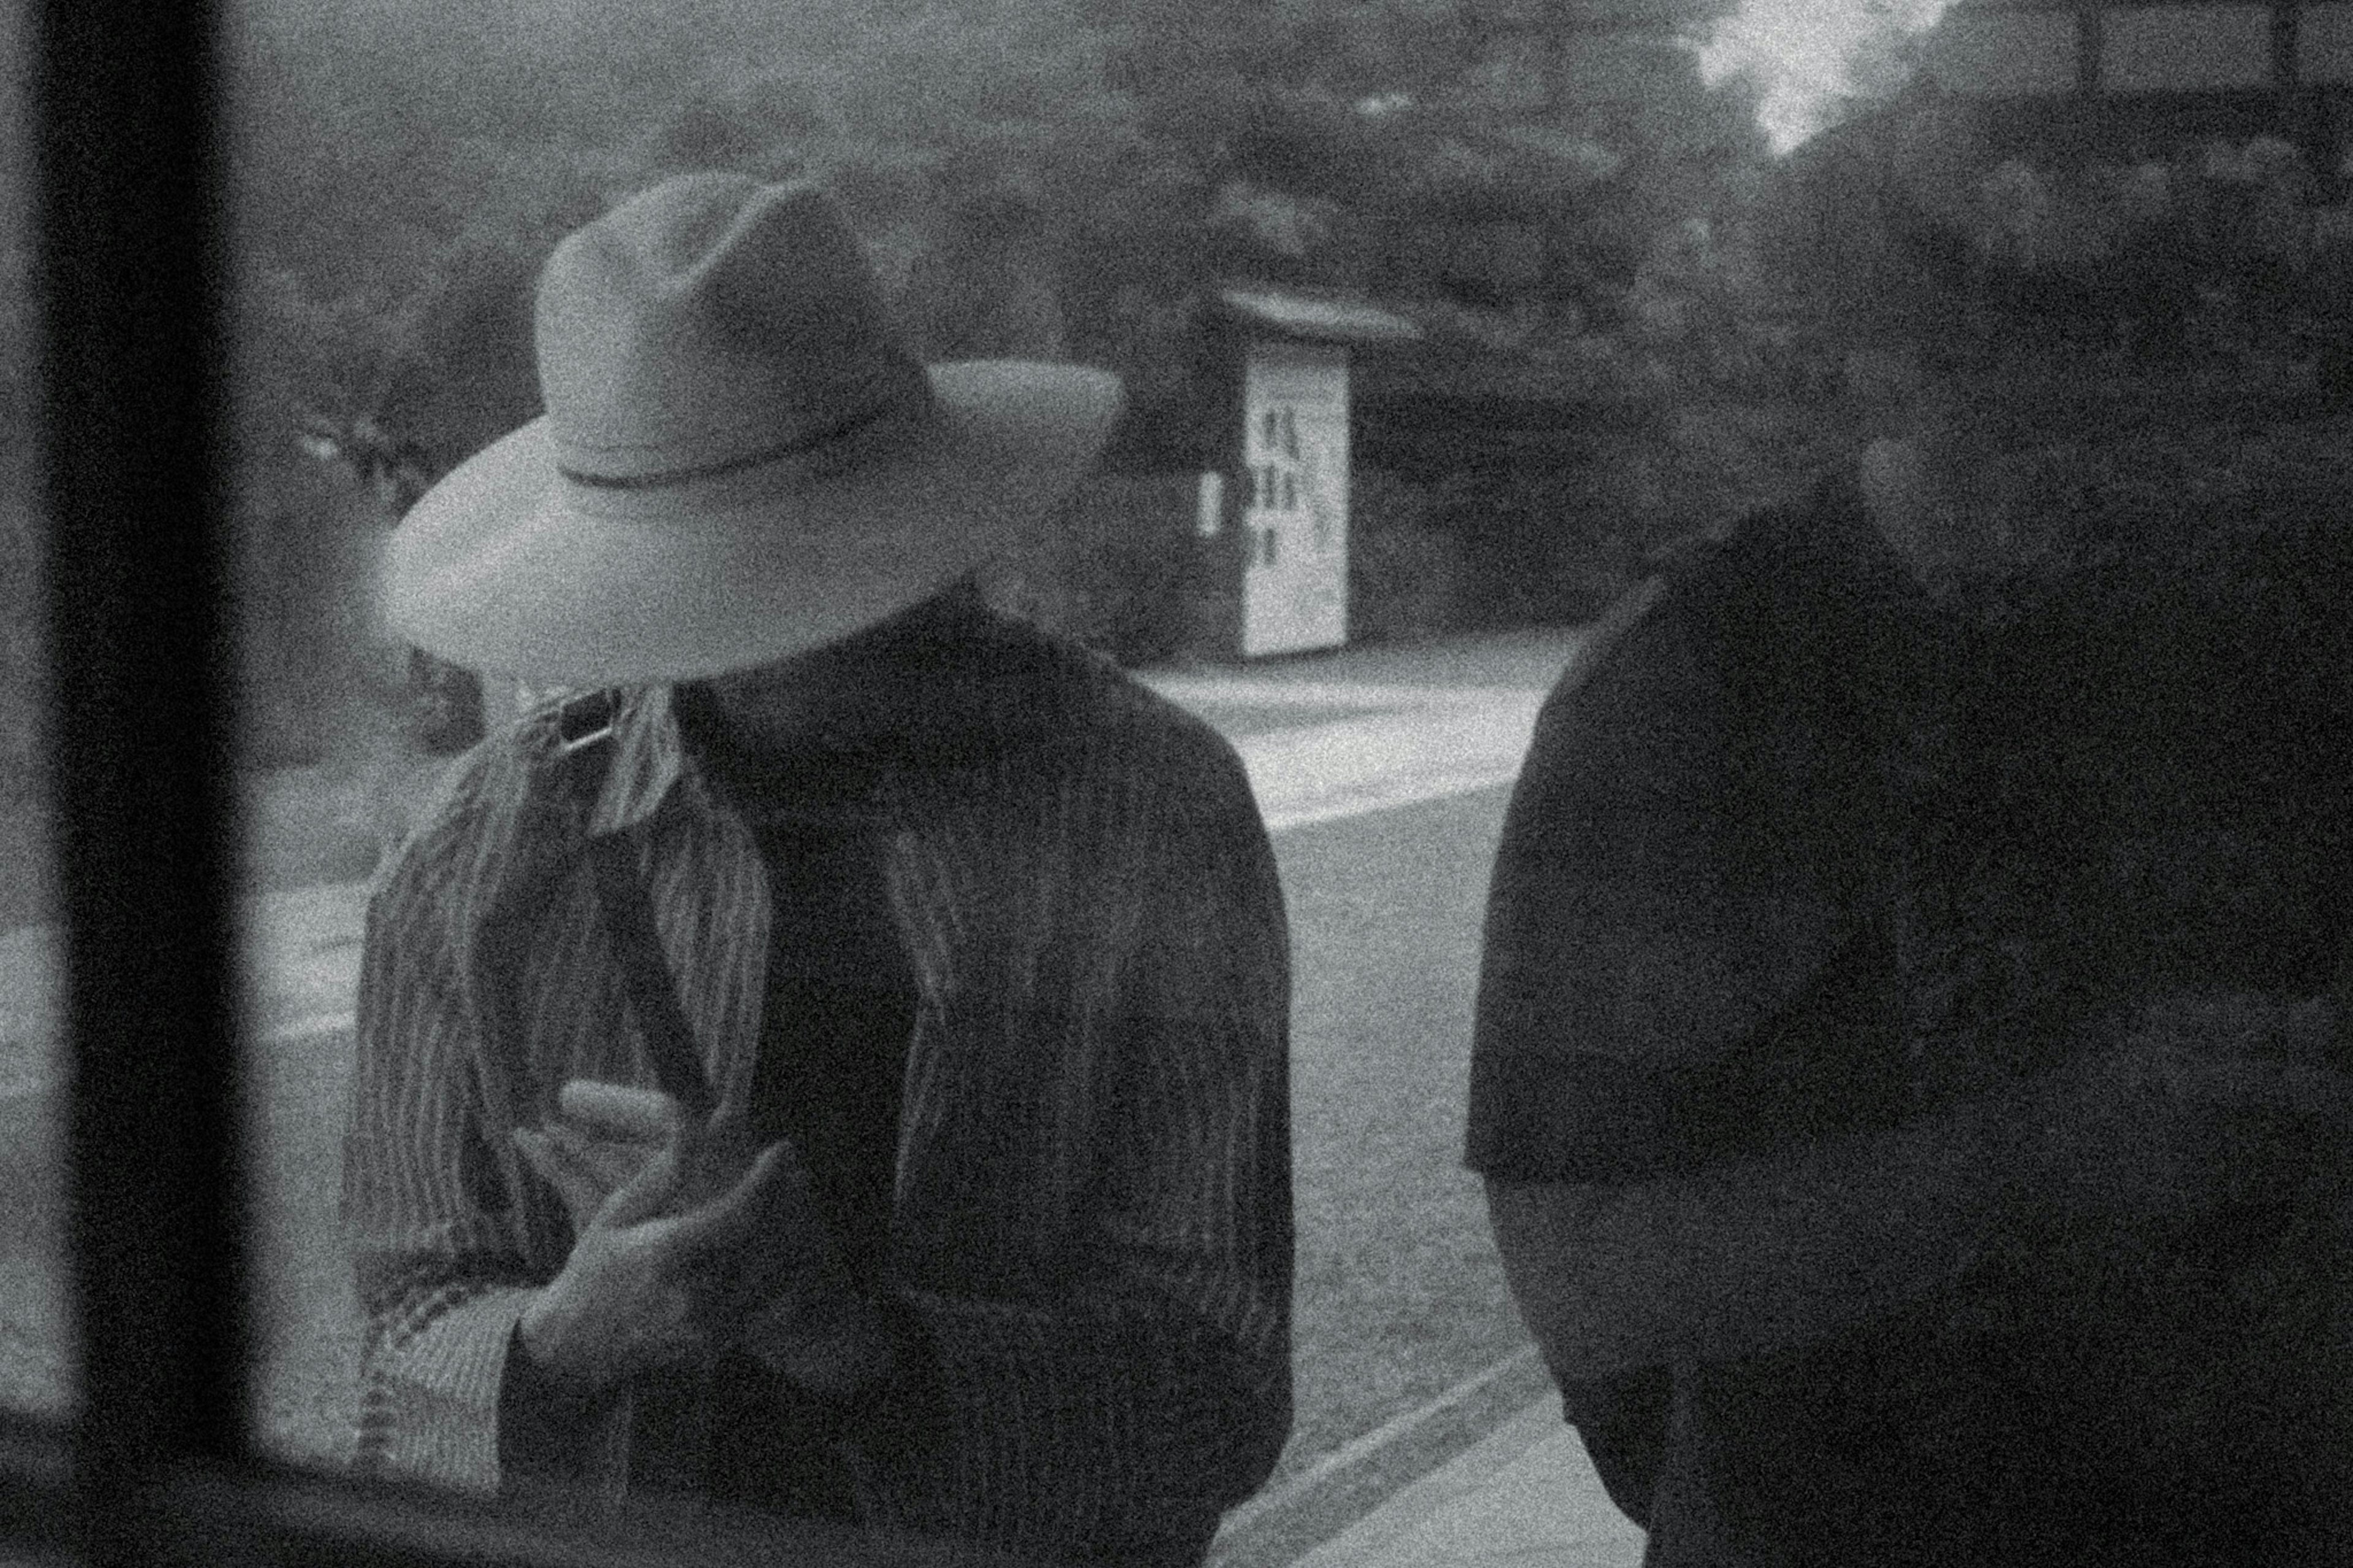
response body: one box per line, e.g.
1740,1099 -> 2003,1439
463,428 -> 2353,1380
1928,0 -> 2353,98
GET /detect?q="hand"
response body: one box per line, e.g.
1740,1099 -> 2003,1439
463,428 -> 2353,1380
516,1081 -> 900,1394
513,1107 -> 794,1395
513,1081 -> 681,1238
517,1080 -> 808,1229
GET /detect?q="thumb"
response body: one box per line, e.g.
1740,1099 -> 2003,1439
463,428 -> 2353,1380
664,1140 -> 795,1257
513,1127 -> 603,1225
597,1125 -> 694,1230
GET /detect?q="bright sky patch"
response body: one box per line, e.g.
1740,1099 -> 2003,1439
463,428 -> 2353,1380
1687,0 -> 1958,153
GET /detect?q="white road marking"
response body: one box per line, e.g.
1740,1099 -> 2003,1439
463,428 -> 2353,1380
1238,697 -> 1543,833
1213,1346 -> 1548,1550
1146,678 -> 1547,711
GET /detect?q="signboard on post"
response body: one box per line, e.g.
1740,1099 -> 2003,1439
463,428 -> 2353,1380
1211,287 -> 1422,661
1240,341 -> 1351,657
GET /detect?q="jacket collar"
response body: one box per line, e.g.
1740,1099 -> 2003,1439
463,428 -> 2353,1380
582,684 -> 691,840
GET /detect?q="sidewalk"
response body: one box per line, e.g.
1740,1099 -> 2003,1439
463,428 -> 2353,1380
1295,1394 -> 1644,1568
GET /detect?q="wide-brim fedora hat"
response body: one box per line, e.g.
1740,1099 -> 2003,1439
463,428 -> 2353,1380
384,172 -> 1124,686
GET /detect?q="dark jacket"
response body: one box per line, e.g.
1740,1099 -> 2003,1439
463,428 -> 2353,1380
1469,472 -> 2353,1564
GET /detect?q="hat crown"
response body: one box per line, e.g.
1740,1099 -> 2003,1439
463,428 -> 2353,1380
534,173 -> 930,478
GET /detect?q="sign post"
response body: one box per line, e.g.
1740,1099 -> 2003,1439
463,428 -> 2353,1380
1211,288 -> 1420,661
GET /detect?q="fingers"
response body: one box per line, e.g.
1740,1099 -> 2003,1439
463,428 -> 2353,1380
558,1079 -> 681,1143
545,1123 -> 657,1193
597,1126 -> 693,1229
512,1124 -> 563,1184
662,1140 -> 795,1258
512,1126 -> 607,1227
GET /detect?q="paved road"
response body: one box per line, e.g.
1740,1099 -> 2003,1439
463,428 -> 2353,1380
0,626 -> 1586,1497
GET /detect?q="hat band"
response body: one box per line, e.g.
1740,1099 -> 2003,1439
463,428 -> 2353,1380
557,392 -> 921,493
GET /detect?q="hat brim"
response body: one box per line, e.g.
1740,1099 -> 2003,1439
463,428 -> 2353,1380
382,360 -> 1124,686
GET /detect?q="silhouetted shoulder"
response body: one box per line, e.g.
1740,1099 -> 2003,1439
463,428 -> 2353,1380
1017,626 -> 1260,818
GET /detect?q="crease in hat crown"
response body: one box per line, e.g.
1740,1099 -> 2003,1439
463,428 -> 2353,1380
536,172 -> 935,482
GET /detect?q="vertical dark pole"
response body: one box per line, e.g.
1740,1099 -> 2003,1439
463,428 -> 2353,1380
2271,1 -> 2300,90
31,0 -> 249,1551
2076,4 -> 2104,97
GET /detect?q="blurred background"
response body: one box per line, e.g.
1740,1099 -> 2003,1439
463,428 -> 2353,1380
0,0 -> 2341,915
28,0 -> 1863,834
4,0 -> 2353,1551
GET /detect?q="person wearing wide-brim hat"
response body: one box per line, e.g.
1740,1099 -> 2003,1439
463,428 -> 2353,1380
1469,89 -> 2353,1565
343,173 -> 1294,1567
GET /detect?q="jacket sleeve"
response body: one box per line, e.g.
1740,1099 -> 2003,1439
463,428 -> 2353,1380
861,725 -> 1294,1565
1472,580 -> 2353,1389
339,825 -> 545,1496
1467,580 -> 1863,1186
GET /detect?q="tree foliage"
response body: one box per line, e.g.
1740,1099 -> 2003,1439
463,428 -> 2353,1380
0,0 -> 1800,771
217,0 -> 1784,462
